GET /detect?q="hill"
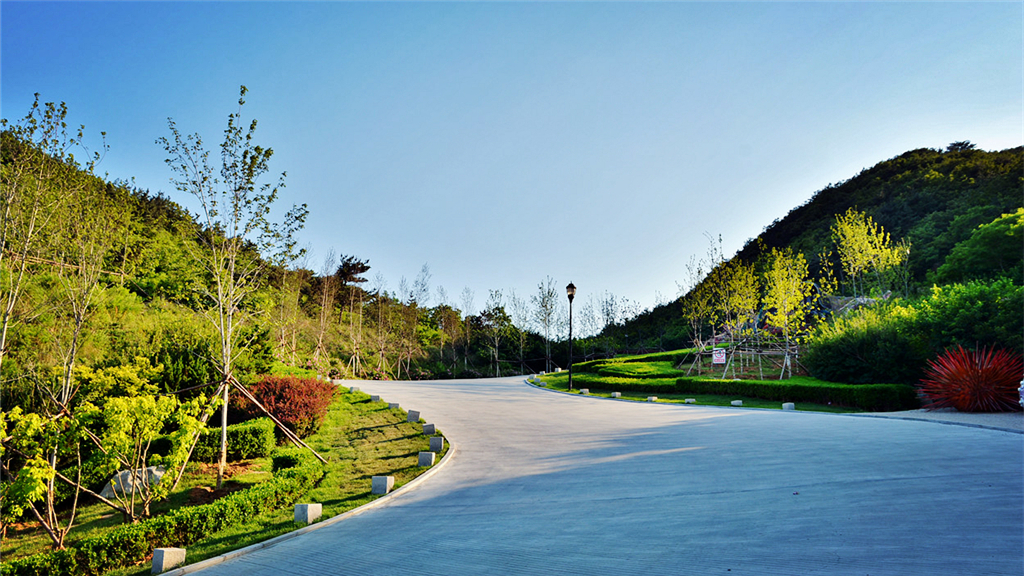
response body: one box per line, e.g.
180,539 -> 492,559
606,143 -> 1023,351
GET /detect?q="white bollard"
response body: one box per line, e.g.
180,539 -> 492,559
294,503 -> 322,525
611,392 -> 621,398
371,475 -> 394,495
782,402 -> 795,411
684,399 -> 696,404
429,436 -> 445,452
152,548 -> 186,574
418,451 -> 435,467
370,395 -> 380,402
407,410 -> 420,423
580,389 -> 589,395
647,396 -> 658,402
422,423 -> 436,435
388,403 -> 400,410
349,386 -> 360,393
731,400 -> 743,407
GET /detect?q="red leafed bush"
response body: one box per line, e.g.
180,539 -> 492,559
918,345 -> 1023,412
237,376 -> 337,437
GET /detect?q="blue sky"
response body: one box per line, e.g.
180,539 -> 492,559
2,1 -> 1021,320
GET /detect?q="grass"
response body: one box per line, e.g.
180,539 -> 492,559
538,352 -> 864,414
2,388 -> 448,574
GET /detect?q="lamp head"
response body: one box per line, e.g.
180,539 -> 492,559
566,282 -> 576,302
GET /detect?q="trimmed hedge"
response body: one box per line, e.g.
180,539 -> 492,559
1,446 -> 324,576
562,373 -> 918,412
193,418 -> 277,462
673,378 -> 919,412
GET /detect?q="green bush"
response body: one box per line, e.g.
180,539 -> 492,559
190,418 -> 277,463
674,377 -> 919,412
1,446 -> 324,576
803,279 -> 1023,385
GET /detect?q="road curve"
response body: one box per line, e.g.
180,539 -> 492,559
187,377 -> 1023,576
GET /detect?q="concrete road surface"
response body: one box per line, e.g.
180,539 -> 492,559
181,377 -> 1023,576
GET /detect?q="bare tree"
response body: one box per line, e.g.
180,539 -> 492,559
158,86 -> 307,488
531,276 -> 558,372
311,250 -> 338,376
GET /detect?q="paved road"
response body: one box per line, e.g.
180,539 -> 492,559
189,377 -> 1023,576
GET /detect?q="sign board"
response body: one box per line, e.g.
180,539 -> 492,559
712,348 -> 727,365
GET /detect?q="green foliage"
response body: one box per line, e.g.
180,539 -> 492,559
191,418 -> 277,463
762,247 -> 814,342
0,446 -> 324,576
673,377 -> 919,412
935,208 -> 1023,284
803,279 -> 1023,384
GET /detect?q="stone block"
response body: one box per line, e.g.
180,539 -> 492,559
418,451 -> 435,467
407,410 -> 420,423
370,395 -> 380,402
152,548 -> 186,574
294,503 -> 322,525
540,371 -> 546,375
371,475 -> 394,495
647,396 -> 658,402
388,402 -> 400,410
731,400 -> 743,407
537,382 -> 548,387
580,389 -> 589,395
555,367 -> 562,372
611,392 -> 621,398
422,423 -> 436,435
782,402 -> 796,411
349,386 -> 360,393
331,379 -> 342,385
684,399 -> 696,404
102,466 -> 166,500
429,436 -> 445,452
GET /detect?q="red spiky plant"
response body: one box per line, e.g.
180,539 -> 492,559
918,345 -> 1024,412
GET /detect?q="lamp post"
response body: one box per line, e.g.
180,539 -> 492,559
566,282 -> 576,391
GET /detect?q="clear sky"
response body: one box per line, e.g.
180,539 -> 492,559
2,1 -> 1021,319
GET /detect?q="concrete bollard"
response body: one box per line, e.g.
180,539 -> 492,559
371,475 -> 395,495
422,423 -> 436,435
388,402 -> 400,410
684,399 -> 696,404
540,371 -> 546,375
580,389 -> 589,395
331,379 -> 343,385
611,392 -> 621,398
429,436 -> 445,452
407,410 -> 420,423
782,402 -> 796,411
555,367 -> 562,372
647,396 -> 658,402
537,382 -> 548,387
418,451 -> 435,467
731,400 -> 743,407
294,503 -> 322,525
370,395 -> 380,402
152,548 -> 186,574
349,386 -> 360,393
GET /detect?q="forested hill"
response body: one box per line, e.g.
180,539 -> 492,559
732,144 -> 1022,278
608,143 -> 1023,350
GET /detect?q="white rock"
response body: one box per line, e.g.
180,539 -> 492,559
101,466 -> 166,499
731,400 -> 743,407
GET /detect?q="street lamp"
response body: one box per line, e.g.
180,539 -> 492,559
566,282 -> 576,391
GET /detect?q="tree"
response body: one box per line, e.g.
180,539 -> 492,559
158,86 -> 307,488
831,208 -> 906,297
935,208 -> 1023,284
531,277 -> 558,372
762,247 -> 814,378
506,289 -> 531,374
311,250 -> 338,376
479,290 -> 511,377
946,141 -> 976,153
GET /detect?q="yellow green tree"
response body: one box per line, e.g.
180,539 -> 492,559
762,247 -> 814,378
830,208 -> 908,297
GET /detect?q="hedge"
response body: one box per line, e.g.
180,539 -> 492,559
562,373 -> 918,412
673,378 -> 919,412
1,446 -> 325,576
150,418 -> 277,463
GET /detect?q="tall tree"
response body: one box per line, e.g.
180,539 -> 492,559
762,247 -> 814,378
531,277 -> 559,372
158,86 -> 307,488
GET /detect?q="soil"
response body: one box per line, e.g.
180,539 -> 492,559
184,461 -> 262,506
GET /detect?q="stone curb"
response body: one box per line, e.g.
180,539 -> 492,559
524,378 -> 1024,434
161,435 -> 457,575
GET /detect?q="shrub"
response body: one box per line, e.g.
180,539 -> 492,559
802,304 -> 929,385
193,417 -> 277,462
918,345 -> 1024,412
1,446 -> 324,576
675,377 -> 919,412
234,376 -> 336,438
915,279 -> 1023,355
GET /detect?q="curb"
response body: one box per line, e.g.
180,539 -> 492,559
162,434 -> 456,575
525,378 -> 1023,434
